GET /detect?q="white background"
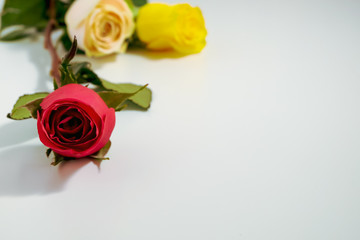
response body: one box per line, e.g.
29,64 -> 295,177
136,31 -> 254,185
0,0 -> 360,239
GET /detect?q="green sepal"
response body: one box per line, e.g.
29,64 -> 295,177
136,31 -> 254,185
62,36 -> 77,65
47,141 -> 111,166
7,92 -> 49,120
59,30 -> 85,54
89,141 -> 111,170
51,152 -> 70,166
89,141 -> 111,160
59,66 -> 76,86
59,36 -> 78,87
70,62 -> 102,86
46,148 -> 52,158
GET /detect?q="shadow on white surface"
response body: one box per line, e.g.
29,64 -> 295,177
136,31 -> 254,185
26,39 -> 53,92
0,121 -> 37,148
127,48 -> 188,60
3,38 -> 52,92
0,145 -> 92,196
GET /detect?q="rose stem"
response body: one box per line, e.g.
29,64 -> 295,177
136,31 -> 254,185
44,0 -> 62,88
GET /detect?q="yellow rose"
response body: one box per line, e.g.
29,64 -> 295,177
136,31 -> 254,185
65,0 -> 135,57
136,3 -> 207,54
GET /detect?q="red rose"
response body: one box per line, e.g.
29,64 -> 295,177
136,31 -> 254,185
37,84 -> 116,158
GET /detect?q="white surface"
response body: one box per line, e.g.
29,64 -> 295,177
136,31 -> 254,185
1,0 -> 360,239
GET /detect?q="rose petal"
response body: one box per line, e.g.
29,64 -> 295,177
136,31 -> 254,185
52,108 -> 115,158
41,84 -> 110,117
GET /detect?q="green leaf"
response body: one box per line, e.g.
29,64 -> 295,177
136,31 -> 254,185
127,32 -> 147,49
115,104 -> 128,112
61,60 -> 152,109
98,88 -> 146,111
23,98 -> 45,119
0,0 -> 48,35
97,91 -> 128,110
0,27 -> 37,41
7,92 -> 49,120
101,80 -> 152,109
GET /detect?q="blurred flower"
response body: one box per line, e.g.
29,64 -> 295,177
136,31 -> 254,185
65,0 -> 135,57
136,3 -> 207,54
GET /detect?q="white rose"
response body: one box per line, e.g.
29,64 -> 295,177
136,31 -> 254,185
65,0 -> 135,57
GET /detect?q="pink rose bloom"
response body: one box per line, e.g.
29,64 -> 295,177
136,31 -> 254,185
37,84 -> 115,158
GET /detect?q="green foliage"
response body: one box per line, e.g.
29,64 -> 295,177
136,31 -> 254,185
7,92 -> 49,120
57,37 -> 152,110
55,0 -> 75,27
59,36 -> 77,86
1,0 -> 47,29
101,80 -> 152,109
0,27 -> 36,41
125,0 -> 147,17
0,0 -> 47,40
132,0 -> 147,7
23,98 -> 45,119
0,0 -> 74,41
3,0 -> 152,164
59,65 -> 76,86
127,32 -> 147,49
98,84 -> 147,111
46,148 -> 52,158
70,62 -> 102,86
62,35 -> 77,65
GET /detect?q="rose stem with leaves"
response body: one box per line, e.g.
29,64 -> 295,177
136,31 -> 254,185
44,0 -> 61,88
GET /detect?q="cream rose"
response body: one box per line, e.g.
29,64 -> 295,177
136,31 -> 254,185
65,0 -> 135,57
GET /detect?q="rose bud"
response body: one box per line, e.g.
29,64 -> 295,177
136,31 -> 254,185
37,84 -> 116,158
136,3 -> 207,54
65,0 -> 135,57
